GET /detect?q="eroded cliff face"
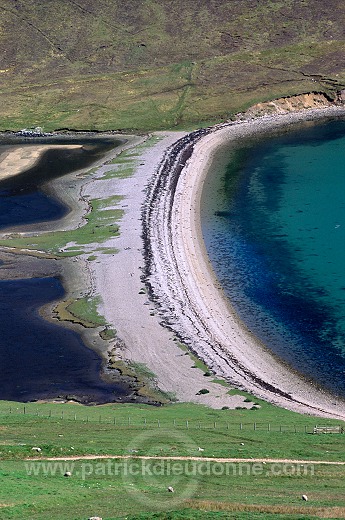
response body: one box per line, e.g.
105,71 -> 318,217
241,92 -> 336,119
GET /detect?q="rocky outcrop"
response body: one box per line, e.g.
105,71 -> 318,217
336,89 -> 345,103
241,92 -> 334,119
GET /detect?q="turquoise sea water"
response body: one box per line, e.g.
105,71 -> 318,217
201,119 -> 345,397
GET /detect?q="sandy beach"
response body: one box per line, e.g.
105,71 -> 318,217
143,108 -> 345,418
83,106 -> 345,417
0,144 -> 81,181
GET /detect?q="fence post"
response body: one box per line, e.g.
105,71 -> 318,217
305,425 -> 307,433
268,423 -> 270,432
280,425 -> 282,433
128,417 -> 131,426
173,419 -> 176,428
186,420 -> 189,429
23,406 -> 26,415
214,421 -> 217,429
144,418 -> 146,427
49,409 -> 51,418
240,423 -> 243,431
74,414 -> 77,421
61,411 -> 64,420
226,422 -> 229,430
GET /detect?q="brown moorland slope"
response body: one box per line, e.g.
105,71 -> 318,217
0,0 -> 345,131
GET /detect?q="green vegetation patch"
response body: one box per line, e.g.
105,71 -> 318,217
53,296 -> 109,330
0,195 -> 124,256
103,134 -> 163,180
64,296 -> 107,328
99,327 -> 116,341
176,341 -> 211,376
129,362 -> 157,382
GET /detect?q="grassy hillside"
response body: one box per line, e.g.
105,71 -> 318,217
1,0 -> 345,131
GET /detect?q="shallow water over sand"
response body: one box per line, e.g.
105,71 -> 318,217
202,119 -> 345,397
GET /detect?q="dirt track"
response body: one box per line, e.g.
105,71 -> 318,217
26,454 -> 345,465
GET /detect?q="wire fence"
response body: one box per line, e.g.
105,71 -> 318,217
0,406 -> 342,434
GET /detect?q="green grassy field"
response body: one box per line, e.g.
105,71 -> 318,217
2,458 -> 345,519
1,400 -> 345,519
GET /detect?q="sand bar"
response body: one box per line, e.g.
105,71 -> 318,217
87,133 -> 256,409
0,144 -> 81,181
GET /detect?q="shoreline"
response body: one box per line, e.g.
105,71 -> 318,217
0,135 -> 147,405
2,111 -> 345,414
90,132 -> 264,409
142,106 -> 345,418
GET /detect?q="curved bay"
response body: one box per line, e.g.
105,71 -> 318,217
202,119 -> 345,397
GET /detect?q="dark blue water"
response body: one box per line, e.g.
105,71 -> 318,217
0,139 -> 118,229
202,119 -> 345,397
0,190 -> 65,230
0,137 -> 130,403
0,277 -> 126,403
